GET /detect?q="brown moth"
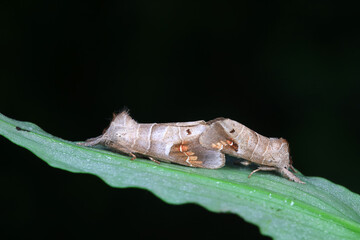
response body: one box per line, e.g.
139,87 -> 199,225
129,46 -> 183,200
79,111 -> 225,169
199,118 -> 304,184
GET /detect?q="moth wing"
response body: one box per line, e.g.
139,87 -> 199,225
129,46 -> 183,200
162,120 -> 206,127
199,121 -> 238,155
169,139 -> 225,169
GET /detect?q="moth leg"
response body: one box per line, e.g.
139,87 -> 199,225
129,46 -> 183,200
148,157 -> 161,164
248,166 -> 277,178
289,157 -> 297,173
232,159 -> 251,166
240,160 -> 251,166
289,164 -> 297,173
112,147 -> 136,160
105,141 -> 137,160
278,167 -> 305,184
129,153 -> 137,160
114,147 -> 136,160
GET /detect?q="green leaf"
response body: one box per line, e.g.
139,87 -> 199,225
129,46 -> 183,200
1,113 -> 360,240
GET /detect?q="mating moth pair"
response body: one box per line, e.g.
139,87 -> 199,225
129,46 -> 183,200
79,111 -> 304,184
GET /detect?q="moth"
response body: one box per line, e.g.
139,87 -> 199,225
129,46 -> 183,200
79,111 -> 225,169
199,118 -> 304,184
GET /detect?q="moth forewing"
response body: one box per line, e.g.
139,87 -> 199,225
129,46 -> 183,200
200,118 -> 304,184
79,111 -> 225,169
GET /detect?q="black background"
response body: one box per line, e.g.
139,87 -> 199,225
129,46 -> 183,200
1,1 -> 359,239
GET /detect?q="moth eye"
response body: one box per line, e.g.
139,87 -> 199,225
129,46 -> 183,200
230,129 -> 235,133
186,129 -> 192,135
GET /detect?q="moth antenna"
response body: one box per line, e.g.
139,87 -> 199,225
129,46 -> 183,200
288,145 -> 297,173
289,156 -> 297,173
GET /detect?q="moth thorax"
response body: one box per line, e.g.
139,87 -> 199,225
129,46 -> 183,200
103,115 -> 137,144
